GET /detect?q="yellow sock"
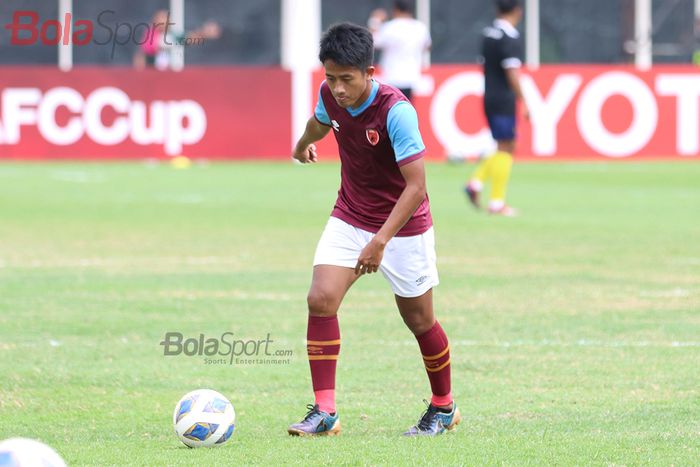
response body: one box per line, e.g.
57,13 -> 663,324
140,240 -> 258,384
472,155 -> 494,183
490,151 -> 513,203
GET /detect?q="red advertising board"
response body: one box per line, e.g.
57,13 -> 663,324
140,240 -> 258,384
0,67 -> 291,159
313,65 -> 700,160
0,65 -> 698,160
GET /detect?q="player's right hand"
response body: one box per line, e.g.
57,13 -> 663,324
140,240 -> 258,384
293,143 -> 318,164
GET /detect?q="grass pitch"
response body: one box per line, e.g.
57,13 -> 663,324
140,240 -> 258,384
0,160 -> 698,465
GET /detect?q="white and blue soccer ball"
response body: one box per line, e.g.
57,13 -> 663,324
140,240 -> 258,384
0,438 -> 66,467
173,389 -> 236,448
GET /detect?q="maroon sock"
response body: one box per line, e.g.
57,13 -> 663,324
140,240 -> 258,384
415,321 -> 452,406
307,315 -> 340,413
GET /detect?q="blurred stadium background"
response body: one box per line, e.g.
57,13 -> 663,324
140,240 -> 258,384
0,1 -> 698,465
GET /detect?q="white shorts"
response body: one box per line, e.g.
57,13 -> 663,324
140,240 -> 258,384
313,217 -> 439,298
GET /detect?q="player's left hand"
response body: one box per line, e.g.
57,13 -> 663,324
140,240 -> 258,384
355,238 -> 385,276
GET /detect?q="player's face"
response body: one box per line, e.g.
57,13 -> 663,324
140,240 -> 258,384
323,60 -> 375,109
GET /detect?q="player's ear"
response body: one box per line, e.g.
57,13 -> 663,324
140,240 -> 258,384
365,66 -> 376,78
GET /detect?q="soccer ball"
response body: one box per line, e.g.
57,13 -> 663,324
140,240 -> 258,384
0,438 -> 66,467
173,389 -> 236,448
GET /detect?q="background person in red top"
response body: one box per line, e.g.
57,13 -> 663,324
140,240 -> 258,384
133,9 -> 221,71
287,22 -> 461,438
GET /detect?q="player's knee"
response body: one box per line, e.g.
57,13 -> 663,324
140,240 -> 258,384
497,140 -> 515,153
307,289 -> 337,317
399,305 -> 434,335
402,315 -> 433,336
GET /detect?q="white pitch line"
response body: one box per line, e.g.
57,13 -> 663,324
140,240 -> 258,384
671,257 -> 700,266
640,288 -> 692,298
161,290 -> 295,301
375,339 -> 700,348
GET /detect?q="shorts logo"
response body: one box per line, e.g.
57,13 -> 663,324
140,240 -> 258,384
415,275 -> 429,285
366,129 -> 379,146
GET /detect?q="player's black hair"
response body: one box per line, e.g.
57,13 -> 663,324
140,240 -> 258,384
394,0 -> 412,13
496,0 -> 521,14
319,22 -> 374,71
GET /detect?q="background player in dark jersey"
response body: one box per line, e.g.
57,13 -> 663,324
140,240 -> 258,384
287,23 -> 460,437
465,0 -> 529,216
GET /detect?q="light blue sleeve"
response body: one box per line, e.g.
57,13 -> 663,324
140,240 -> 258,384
387,101 -> 425,164
314,83 -> 331,126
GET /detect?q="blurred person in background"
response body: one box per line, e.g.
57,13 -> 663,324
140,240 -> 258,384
368,0 -> 431,101
694,17 -> 700,66
465,0 -> 528,216
133,9 -> 221,70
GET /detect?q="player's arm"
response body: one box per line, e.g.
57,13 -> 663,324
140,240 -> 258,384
355,103 -> 427,276
293,117 -> 331,164
355,158 -> 426,276
294,87 -> 333,163
424,25 -> 432,53
355,159 -> 426,276
502,37 -> 529,119
505,68 -> 528,119
377,158 -> 426,243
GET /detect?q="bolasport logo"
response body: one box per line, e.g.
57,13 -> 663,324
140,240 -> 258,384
0,87 -> 207,154
3,10 -> 203,58
160,332 -> 294,366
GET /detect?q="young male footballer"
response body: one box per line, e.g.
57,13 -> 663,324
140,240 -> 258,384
287,22 -> 460,437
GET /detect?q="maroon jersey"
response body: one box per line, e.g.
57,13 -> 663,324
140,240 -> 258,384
317,81 -> 432,236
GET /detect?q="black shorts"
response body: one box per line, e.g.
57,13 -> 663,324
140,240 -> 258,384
486,113 -> 516,141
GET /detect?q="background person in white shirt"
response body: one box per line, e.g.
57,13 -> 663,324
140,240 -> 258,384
368,1 -> 431,101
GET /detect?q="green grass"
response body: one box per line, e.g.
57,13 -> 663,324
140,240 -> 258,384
0,160 -> 698,465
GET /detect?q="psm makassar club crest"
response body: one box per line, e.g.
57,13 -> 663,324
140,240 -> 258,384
366,129 -> 379,146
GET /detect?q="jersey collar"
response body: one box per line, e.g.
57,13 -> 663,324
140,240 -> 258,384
494,19 -> 520,38
346,80 -> 379,117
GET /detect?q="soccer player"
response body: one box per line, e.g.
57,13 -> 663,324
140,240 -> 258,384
465,0 -> 528,216
287,23 -> 460,437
